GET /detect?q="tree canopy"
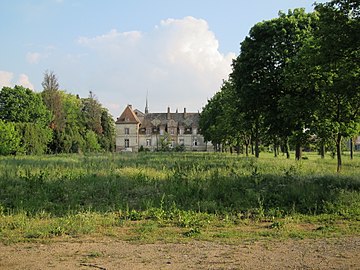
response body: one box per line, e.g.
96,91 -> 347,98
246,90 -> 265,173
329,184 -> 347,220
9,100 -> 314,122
0,74 -> 116,155
200,1 -> 360,171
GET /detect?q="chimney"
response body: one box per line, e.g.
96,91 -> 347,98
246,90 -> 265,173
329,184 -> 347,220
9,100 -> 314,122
183,108 -> 187,118
167,107 -> 171,120
128,104 -> 132,109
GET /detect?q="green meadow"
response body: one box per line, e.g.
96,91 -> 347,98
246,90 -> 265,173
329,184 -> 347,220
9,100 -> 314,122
0,152 -> 359,243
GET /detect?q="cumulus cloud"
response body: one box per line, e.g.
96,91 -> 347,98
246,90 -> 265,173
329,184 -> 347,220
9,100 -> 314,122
77,16 -> 235,116
26,49 -> 51,64
0,70 -> 34,90
17,74 -> 34,90
0,71 -> 14,88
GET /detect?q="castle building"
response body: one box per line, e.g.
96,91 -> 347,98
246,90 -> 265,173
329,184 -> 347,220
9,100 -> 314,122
115,104 -> 210,152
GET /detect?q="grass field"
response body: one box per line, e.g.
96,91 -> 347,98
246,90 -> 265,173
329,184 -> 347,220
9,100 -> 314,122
0,151 -> 359,243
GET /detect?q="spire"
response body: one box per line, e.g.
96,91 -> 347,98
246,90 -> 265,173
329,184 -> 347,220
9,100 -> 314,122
145,90 -> 149,114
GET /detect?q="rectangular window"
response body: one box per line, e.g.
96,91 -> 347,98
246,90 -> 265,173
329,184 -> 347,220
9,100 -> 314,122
193,139 -> 198,146
146,139 -> 152,146
170,128 -> 174,135
179,139 -> 184,145
125,128 -> 130,135
125,139 -> 130,148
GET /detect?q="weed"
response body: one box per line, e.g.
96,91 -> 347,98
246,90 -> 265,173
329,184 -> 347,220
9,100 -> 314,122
0,152 -> 359,243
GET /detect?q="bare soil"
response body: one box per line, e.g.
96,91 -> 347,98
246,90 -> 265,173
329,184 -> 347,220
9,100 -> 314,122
1,237 -> 359,270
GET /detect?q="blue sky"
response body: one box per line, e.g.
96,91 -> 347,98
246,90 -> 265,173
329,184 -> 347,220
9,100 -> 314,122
0,0 -> 325,117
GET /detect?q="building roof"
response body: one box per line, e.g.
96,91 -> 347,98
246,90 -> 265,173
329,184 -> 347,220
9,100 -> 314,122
142,112 -> 199,127
116,105 -> 200,128
115,105 -> 141,124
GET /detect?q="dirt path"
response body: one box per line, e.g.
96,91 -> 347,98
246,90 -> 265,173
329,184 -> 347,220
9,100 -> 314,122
1,237 -> 359,270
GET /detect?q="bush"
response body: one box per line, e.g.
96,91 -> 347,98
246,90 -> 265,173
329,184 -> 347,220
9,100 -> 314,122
0,120 -> 21,155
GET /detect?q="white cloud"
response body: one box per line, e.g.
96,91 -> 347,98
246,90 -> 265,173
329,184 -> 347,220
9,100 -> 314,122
17,74 -> 34,90
0,70 -> 34,90
26,52 -> 42,64
76,16 -> 235,117
26,50 -> 51,64
0,71 -> 14,88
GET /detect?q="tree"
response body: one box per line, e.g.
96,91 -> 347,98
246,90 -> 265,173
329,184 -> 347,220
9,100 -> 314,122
61,92 -> 86,153
311,0 -> 360,172
0,86 -> 51,126
82,91 -> 103,135
15,122 -> 52,155
99,108 -> 115,152
0,86 -> 52,155
200,82 -> 232,152
41,70 -> 65,131
41,70 -> 59,91
231,9 -> 316,158
0,120 -> 21,155
84,130 -> 101,152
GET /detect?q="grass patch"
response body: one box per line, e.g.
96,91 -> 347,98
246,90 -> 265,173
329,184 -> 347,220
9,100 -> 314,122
0,152 -> 359,243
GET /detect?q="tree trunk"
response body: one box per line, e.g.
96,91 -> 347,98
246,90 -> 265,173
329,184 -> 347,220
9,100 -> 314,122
285,142 -> 290,159
350,138 -> 353,160
255,138 -> 260,158
320,140 -> 325,159
273,143 -> 277,157
245,143 -> 249,157
295,143 -> 302,160
336,133 -> 342,173
283,138 -> 290,159
236,144 -> 241,155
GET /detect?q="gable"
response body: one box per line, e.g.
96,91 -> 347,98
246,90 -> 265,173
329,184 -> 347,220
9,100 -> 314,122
116,105 -> 140,124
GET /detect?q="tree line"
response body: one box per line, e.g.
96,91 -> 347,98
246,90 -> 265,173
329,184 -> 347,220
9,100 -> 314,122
0,71 -> 115,155
199,0 -> 360,172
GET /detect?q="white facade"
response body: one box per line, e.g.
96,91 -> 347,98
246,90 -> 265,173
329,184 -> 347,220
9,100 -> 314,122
115,105 -> 210,152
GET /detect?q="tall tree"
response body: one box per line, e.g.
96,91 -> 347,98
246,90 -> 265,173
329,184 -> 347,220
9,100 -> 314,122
41,70 -> 59,91
0,86 -> 52,154
0,85 -> 51,125
231,9 -> 316,159
312,0 -> 360,172
41,70 -> 65,131
82,91 -> 103,135
99,108 -> 115,152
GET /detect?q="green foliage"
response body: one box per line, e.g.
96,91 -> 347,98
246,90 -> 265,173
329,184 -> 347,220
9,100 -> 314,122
0,120 -> 21,155
0,86 -> 52,155
0,85 -> 51,126
84,130 -> 101,152
81,91 -> 103,135
0,73 -> 116,155
99,108 -> 115,152
15,123 -> 53,155
201,3 -> 359,170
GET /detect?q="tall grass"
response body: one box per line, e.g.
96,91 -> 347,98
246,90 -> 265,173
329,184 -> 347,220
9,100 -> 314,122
0,152 -> 359,218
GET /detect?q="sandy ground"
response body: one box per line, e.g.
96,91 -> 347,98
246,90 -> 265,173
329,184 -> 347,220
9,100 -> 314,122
1,237 -> 359,270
